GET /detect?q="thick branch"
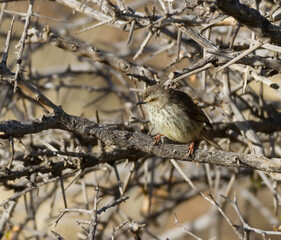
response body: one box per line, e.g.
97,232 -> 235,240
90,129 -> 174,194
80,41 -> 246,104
217,0 -> 281,45
0,112 -> 281,177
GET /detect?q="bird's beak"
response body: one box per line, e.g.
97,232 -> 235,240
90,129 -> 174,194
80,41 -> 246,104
135,100 -> 146,106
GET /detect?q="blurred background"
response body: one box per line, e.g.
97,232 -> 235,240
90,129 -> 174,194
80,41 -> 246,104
0,1 -> 281,239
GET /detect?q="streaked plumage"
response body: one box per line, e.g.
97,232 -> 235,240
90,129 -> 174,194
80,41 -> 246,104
137,84 -> 221,154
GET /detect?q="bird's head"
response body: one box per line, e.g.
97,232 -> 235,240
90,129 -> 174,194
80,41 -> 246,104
136,85 -> 168,107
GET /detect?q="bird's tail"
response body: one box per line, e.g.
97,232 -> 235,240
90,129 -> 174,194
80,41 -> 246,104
200,127 -> 222,150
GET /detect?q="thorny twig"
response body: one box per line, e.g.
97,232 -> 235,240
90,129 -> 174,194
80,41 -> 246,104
0,1 -> 281,239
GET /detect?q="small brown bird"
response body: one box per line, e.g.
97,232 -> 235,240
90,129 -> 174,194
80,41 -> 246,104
136,84 -> 221,156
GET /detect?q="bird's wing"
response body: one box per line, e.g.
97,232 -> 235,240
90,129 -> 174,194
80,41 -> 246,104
170,89 -> 213,128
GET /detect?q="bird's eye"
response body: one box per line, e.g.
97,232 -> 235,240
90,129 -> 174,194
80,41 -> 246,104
150,98 -> 157,102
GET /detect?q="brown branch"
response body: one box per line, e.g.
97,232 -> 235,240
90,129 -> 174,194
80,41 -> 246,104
27,26 -> 157,85
217,0 -> 281,46
169,22 -> 281,85
0,201 -> 16,238
222,194 -> 281,237
0,112 -> 281,179
55,0 -> 198,32
213,119 -> 281,136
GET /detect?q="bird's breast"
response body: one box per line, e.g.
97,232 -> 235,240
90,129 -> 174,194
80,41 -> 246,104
146,103 -> 203,143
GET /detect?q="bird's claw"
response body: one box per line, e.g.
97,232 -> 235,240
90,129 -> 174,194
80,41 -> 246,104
186,141 -> 195,158
154,134 -> 163,144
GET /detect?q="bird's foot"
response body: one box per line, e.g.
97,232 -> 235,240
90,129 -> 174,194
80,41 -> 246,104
154,134 -> 163,144
187,141 -> 195,157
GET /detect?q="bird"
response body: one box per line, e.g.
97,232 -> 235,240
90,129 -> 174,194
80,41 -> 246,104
136,84 -> 221,156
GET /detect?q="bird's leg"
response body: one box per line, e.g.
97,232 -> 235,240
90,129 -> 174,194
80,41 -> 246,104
187,141 -> 195,157
154,134 -> 163,144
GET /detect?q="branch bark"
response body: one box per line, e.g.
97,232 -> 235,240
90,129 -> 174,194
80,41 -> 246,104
1,111 -> 281,180
217,0 -> 281,45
